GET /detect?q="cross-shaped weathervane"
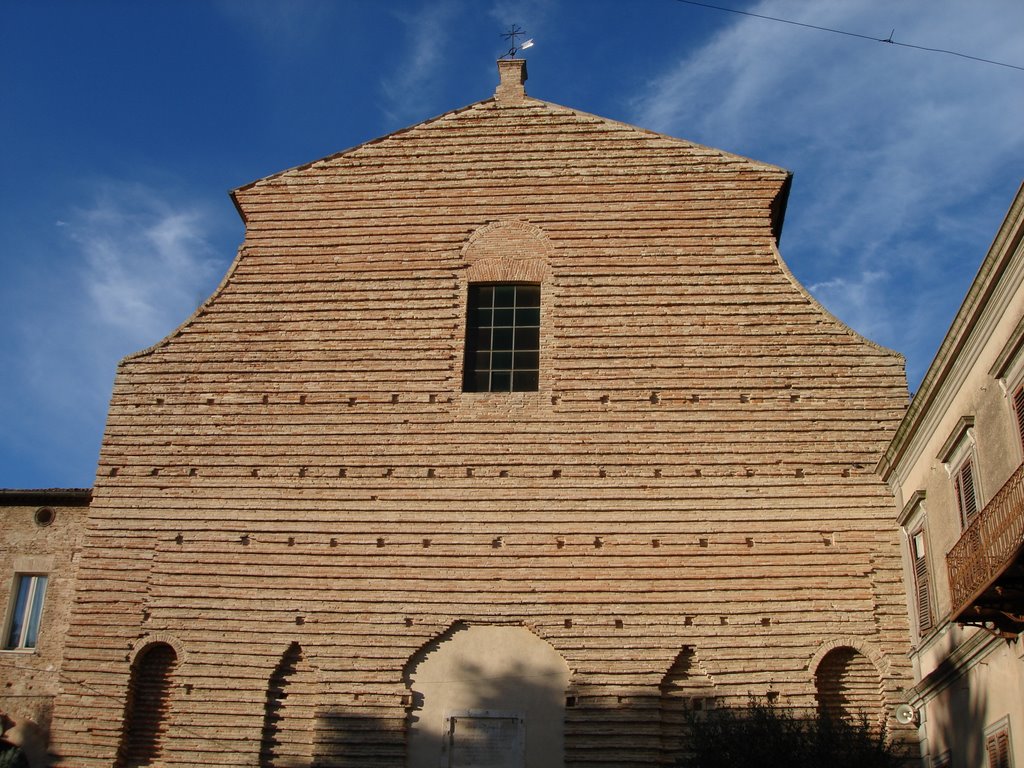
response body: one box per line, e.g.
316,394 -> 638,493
500,25 -> 532,59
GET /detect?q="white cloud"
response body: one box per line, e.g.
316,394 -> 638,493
72,185 -> 221,344
379,1 -> 462,125
215,0 -> 337,48
488,0 -> 552,39
630,0 -> 1024,387
807,270 -> 891,345
0,182 -> 228,486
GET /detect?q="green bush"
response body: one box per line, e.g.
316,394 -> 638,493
677,699 -> 906,768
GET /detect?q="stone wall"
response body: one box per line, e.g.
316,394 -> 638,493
0,490 -> 89,764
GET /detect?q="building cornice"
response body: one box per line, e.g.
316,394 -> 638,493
879,182 -> 1024,484
908,628 -> 1003,706
0,488 -> 92,507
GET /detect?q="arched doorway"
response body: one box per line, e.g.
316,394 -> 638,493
404,623 -> 570,768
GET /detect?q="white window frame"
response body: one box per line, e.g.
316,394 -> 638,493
910,527 -> 933,635
985,716 -> 1014,768
899,491 -> 934,639
940,419 -> 982,530
990,326 -> 1024,460
4,573 -> 48,650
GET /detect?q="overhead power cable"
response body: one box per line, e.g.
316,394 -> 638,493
672,0 -> 1024,72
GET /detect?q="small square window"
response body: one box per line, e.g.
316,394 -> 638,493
464,283 -> 540,392
5,574 -> 48,650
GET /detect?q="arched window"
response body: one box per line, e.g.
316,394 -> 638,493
259,642 -> 316,768
814,647 -> 883,726
117,642 -> 177,767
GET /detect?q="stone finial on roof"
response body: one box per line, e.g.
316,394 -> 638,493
495,59 -> 528,104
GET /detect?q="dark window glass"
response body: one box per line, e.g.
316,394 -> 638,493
514,351 -> 539,370
491,351 -> 513,370
515,327 -> 539,349
513,371 -> 539,391
516,307 -> 540,326
464,284 -> 541,392
492,327 -> 514,350
5,574 -> 47,649
494,285 -> 516,306
517,285 -> 540,306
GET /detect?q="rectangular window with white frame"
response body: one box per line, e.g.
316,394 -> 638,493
988,320 -> 1024,458
985,717 -> 1013,768
4,573 -> 48,650
1012,383 -> 1024,451
898,491 -> 932,638
939,417 -> 982,530
911,528 -> 933,634
953,457 -> 980,527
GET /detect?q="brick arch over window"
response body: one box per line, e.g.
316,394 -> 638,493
458,220 -> 554,392
813,646 -> 885,725
116,641 -> 178,768
659,646 -> 717,764
259,642 -> 318,768
460,219 -> 554,284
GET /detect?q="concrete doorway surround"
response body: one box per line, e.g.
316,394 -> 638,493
404,624 -> 571,768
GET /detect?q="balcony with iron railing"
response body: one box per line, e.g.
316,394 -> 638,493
946,460 -> 1024,636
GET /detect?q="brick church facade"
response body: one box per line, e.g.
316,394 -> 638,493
4,59 -> 916,766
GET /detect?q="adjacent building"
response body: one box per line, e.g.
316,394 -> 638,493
0,489 -> 90,766
4,60 -> 918,767
880,183 -> 1024,768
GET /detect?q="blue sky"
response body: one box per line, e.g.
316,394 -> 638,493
1,0 -> 1022,489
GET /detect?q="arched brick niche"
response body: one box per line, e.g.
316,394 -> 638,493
812,645 -> 885,726
259,642 -> 318,768
403,622 -> 570,768
116,641 -> 179,768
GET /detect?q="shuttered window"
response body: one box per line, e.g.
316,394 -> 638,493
1014,384 -> 1024,449
912,530 -> 933,634
986,726 -> 1012,768
954,458 -> 980,527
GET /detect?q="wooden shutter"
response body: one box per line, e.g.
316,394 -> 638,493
912,531 -> 932,634
986,727 -> 1011,768
954,459 -> 979,526
1015,385 -> 1024,448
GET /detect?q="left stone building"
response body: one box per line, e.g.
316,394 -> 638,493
1,489 -> 90,766
3,59 -> 917,767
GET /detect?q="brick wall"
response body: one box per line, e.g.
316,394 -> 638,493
51,64 -> 915,766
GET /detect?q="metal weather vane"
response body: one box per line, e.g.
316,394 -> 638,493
500,25 -> 534,58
